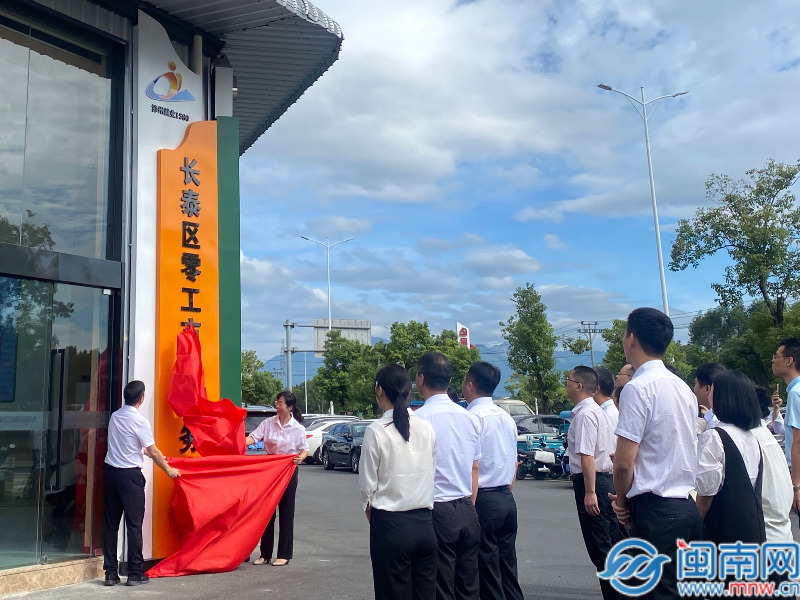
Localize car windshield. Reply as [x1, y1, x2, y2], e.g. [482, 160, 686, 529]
[245, 415, 269, 432]
[307, 420, 334, 431]
[352, 424, 369, 437]
[509, 404, 532, 416]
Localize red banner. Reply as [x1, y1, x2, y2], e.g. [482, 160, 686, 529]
[168, 326, 245, 457]
[147, 454, 296, 577]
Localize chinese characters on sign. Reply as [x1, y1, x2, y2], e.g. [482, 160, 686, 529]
[180, 157, 202, 330]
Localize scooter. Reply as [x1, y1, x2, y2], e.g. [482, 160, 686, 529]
[531, 436, 570, 480]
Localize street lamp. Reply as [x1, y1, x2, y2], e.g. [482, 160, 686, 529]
[597, 83, 688, 317]
[301, 235, 355, 331]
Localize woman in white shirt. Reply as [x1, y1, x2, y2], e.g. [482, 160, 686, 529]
[695, 370, 792, 544]
[359, 364, 437, 600]
[245, 390, 308, 566]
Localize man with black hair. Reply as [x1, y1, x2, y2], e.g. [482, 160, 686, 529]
[593, 366, 619, 431]
[415, 352, 481, 600]
[773, 338, 800, 510]
[611, 308, 702, 600]
[464, 362, 523, 600]
[103, 381, 180, 587]
[694, 362, 726, 434]
[566, 366, 619, 600]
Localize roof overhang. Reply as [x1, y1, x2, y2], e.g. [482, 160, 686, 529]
[143, 0, 343, 155]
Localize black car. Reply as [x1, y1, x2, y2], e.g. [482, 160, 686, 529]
[320, 421, 372, 473]
[244, 404, 277, 454]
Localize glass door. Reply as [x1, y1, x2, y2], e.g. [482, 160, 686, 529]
[0, 276, 115, 568]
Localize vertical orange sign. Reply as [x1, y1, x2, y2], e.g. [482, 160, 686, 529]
[154, 120, 220, 556]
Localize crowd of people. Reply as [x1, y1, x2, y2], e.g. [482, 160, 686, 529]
[102, 308, 800, 599]
[565, 308, 799, 600]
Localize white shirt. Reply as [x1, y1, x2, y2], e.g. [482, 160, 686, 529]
[696, 423, 792, 542]
[599, 399, 619, 432]
[105, 405, 155, 468]
[415, 393, 481, 502]
[249, 415, 309, 454]
[466, 397, 518, 488]
[616, 360, 697, 499]
[568, 397, 615, 474]
[766, 412, 785, 436]
[359, 409, 436, 512]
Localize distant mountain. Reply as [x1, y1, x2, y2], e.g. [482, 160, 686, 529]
[263, 339, 605, 398]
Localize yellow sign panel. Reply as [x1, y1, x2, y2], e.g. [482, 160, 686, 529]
[154, 120, 219, 556]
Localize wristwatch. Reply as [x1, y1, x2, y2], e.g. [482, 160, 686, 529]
[793, 484, 800, 491]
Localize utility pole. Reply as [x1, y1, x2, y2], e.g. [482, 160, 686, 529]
[284, 320, 293, 390]
[577, 321, 603, 367]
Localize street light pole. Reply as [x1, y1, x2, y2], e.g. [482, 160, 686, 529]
[597, 83, 688, 317]
[301, 235, 355, 331]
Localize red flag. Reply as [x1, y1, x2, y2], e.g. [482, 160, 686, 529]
[168, 326, 246, 456]
[146, 454, 296, 577]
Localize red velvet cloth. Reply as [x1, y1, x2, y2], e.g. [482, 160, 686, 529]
[147, 455, 297, 577]
[168, 326, 246, 456]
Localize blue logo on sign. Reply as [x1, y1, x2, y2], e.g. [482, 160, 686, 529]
[598, 538, 670, 596]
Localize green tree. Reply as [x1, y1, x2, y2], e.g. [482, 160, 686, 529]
[600, 320, 628, 374]
[315, 331, 382, 414]
[380, 320, 434, 369]
[241, 350, 282, 405]
[670, 159, 800, 327]
[500, 283, 560, 413]
[688, 303, 749, 356]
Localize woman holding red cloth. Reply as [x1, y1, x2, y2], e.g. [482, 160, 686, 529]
[245, 390, 308, 566]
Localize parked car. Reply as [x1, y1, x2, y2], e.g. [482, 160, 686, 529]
[305, 419, 358, 464]
[320, 421, 372, 473]
[244, 404, 277, 454]
[515, 414, 570, 435]
[493, 398, 534, 417]
[303, 414, 358, 429]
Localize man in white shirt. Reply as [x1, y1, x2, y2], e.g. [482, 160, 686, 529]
[612, 308, 702, 600]
[567, 366, 619, 600]
[415, 352, 481, 600]
[693, 363, 725, 435]
[773, 337, 800, 511]
[103, 381, 180, 587]
[464, 362, 523, 600]
[593, 366, 619, 431]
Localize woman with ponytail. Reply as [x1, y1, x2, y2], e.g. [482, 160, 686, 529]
[359, 364, 437, 600]
[245, 390, 308, 566]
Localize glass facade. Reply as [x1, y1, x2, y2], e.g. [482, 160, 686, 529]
[0, 4, 121, 570]
[0, 7, 113, 259]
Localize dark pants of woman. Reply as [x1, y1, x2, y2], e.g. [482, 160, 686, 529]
[370, 507, 437, 600]
[260, 468, 298, 560]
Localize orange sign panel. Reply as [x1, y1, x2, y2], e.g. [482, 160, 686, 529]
[154, 120, 219, 556]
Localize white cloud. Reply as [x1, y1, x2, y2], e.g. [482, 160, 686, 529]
[306, 216, 372, 237]
[464, 247, 541, 276]
[543, 234, 566, 250]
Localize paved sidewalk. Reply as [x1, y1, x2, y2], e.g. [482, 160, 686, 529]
[7, 467, 612, 599]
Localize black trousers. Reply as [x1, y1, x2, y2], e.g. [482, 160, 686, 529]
[103, 465, 146, 577]
[572, 473, 620, 600]
[474, 486, 523, 600]
[432, 497, 481, 600]
[370, 508, 438, 600]
[629, 493, 702, 600]
[260, 467, 298, 560]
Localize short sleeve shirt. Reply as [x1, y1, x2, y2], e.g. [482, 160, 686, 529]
[105, 405, 155, 468]
[615, 360, 697, 499]
[466, 397, 518, 488]
[568, 397, 615, 474]
[783, 376, 800, 466]
[250, 415, 309, 455]
[416, 394, 481, 502]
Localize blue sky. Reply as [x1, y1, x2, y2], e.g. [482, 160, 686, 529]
[237, 0, 800, 363]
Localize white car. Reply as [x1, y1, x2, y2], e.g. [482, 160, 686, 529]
[305, 419, 357, 464]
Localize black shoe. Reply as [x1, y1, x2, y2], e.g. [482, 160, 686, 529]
[126, 574, 150, 586]
[104, 573, 121, 586]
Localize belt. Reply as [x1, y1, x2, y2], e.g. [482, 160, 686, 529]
[571, 472, 612, 481]
[478, 485, 510, 493]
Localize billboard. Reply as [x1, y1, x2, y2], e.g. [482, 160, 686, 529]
[313, 319, 371, 357]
